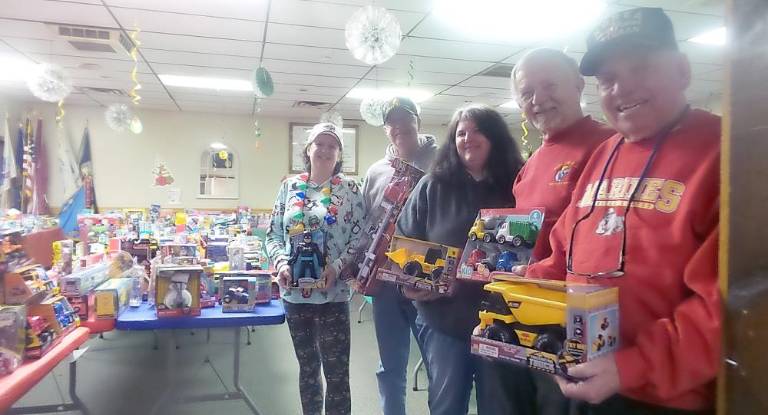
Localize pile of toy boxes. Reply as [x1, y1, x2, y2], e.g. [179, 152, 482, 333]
[364, 203, 621, 378]
[0, 229, 81, 376]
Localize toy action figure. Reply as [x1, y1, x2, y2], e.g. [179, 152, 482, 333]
[287, 231, 326, 288]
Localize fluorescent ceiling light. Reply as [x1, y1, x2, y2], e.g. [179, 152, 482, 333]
[500, 100, 520, 110]
[433, 0, 605, 42]
[347, 87, 432, 103]
[689, 27, 726, 46]
[0, 57, 34, 82]
[210, 142, 228, 150]
[159, 74, 253, 91]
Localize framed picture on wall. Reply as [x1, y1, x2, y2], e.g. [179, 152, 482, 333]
[289, 122, 359, 175]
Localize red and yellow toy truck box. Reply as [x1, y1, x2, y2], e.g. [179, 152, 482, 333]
[376, 236, 461, 295]
[471, 274, 619, 378]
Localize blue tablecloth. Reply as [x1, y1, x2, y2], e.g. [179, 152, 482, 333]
[116, 301, 285, 330]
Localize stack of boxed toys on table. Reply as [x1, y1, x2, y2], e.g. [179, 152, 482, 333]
[0, 228, 80, 376]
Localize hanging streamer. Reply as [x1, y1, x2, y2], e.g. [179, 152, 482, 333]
[408, 58, 415, 86]
[56, 99, 65, 125]
[128, 29, 142, 105]
[520, 118, 533, 160]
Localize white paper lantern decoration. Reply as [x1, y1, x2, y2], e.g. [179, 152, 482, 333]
[26, 63, 72, 103]
[320, 111, 344, 130]
[105, 104, 135, 133]
[345, 6, 402, 65]
[360, 97, 385, 127]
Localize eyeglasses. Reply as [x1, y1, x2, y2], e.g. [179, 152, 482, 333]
[566, 106, 689, 278]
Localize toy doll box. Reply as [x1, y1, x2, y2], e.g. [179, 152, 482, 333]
[458, 208, 544, 283]
[348, 158, 425, 295]
[0, 305, 26, 376]
[375, 235, 461, 295]
[471, 275, 618, 378]
[155, 265, 202, 318]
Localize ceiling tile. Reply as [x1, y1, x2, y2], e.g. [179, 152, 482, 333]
[138, 32, 261, 56]
[270, 0, 425, 32]
[380, 55, 492, 75]
[3, 0, 115, 27]
[399, 37, 518, 62]
[267, 24, 346, 49]
[105, 0, 269, 20]
[111, 8, 265, 41]
[262, 43, 363, 67]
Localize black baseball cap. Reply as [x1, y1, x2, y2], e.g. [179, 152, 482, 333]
[382, 96, 420, 124]
[580, 7, 678, 76]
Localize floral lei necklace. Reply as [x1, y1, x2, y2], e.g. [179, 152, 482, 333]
[289, 172, 342, 234]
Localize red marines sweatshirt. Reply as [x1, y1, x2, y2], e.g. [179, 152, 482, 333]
[513, 116, 614, 261]
[527, 109, 721, 410]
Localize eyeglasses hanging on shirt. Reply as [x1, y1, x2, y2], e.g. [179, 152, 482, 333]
[566, 105, 690, 278]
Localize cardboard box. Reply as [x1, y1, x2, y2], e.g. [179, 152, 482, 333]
[0, 305, 26, 375]
[65, 294, 90, 320]
[155, 265, 202, 318]
[375, 236, 461, 295]
[219, 271, 272, 309]
[471, 275, 619, 378]
[59, 262, 110, 296]
[93, 278, 132, 319]
[349, 159, 424, 296]
[458, 208, 544, 282]
[1, 264, 54, 305]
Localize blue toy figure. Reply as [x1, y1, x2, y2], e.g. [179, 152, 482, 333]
[287, 231, 326, 287]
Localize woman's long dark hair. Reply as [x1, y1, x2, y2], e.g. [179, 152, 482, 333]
[431, 104, 524, 199]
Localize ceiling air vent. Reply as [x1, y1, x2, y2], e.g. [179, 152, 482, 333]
[75, 86, 128, 96]
[479, 63, 516, 78]
[292, 101, 332, 110]
[49, 24, 132, 54]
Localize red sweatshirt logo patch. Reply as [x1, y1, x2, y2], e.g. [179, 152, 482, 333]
[552, 162, 576, 184]
[577, 177, 686, 213]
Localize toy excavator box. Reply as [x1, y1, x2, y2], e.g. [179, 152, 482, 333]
[458, 208, 544, 282]
[347, 158, 425, 295]
[376, 235, 461, 295]
[471, 274, 619, 378]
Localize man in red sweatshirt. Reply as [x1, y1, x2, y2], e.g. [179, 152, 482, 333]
[510, 48, 615, 415]
[525, 7, 721, 414]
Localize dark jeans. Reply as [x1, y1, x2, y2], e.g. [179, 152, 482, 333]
[571, 395, 715, 415]
[284, 301, 351, 415]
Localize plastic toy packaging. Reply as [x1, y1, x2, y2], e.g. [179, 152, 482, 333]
[471, 275, 619, 379]
[0, 305, 26, 376]
[349, 158, 425, 295]
[376, 236, 461, 294]
[458, 208, 544, 282]
[287, 230, 327, 289]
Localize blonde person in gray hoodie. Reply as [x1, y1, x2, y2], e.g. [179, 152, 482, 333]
[360, 97, 437, 415]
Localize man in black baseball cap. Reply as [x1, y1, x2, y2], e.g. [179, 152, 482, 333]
[524, 6, 722, 415]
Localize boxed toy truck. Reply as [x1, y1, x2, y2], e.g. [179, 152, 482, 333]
[375, 236, 461, 295]
[471, 274, 619, 378]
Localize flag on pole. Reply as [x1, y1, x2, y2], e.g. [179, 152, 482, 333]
[32, 118, 49, 215]
[78, 126, 97, 212]
[56, 123, 81, 202]
[21, 118, 34, 213]
[0, 114, 18, 210]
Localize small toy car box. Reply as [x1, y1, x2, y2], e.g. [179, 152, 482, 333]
[458, 208, 544, 282]
[0, 305, 26, 375]
[219, 270, 272, 307]
[155, 265, 202, 318]
[376, 236, 461, 294]
[59, 262, 110, 296]
[220, 276, 257, 312]
[349, 158, 425, 295]
[28, 296, 80, 335]
[94, 278, 132, 319]
[471, 275, 618, 378]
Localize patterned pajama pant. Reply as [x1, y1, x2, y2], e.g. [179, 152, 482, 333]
[284, 301, 351, 415]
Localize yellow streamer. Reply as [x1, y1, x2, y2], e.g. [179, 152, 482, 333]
[520, 118, 533, 160]
[129, 29, 142, 105]
[56, 99, 65, 125]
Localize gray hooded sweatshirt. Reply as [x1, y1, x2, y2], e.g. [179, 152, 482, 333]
[361, 134, 438, 216]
